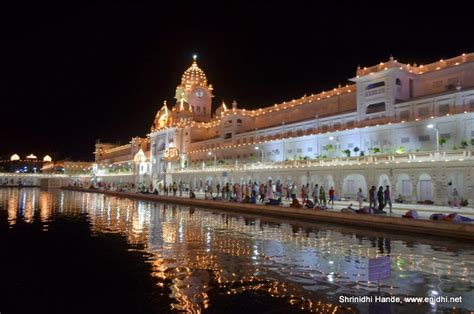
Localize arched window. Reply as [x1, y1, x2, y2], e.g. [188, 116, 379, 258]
[236, 119, 242, 124]
[158, 141, 166, 151]
[395, 78, 402, 86]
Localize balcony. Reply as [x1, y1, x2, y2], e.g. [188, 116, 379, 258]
[170, 149, 474, 174]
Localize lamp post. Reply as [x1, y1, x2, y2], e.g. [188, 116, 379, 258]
[427, 124, 439, 152]
[208, 151, 217, 166]
[254, 146, 264, 162]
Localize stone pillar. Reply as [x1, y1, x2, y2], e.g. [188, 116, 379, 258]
[411, 175, 418, 203]
[333, 172, 344, 200]
[434, 181, 444, 205]
[466, 168, 474, 207]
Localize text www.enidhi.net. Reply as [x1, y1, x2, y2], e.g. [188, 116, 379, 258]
[339, 295, 463, 304]
[402, 296, 463, 304]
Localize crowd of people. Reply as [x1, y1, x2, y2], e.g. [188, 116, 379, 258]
[1, 178, 36, 186]
[67, 179, 472, 223]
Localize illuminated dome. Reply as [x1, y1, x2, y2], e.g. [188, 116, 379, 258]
[10, 154, 20, 161]
[26, 153, 37, 159]
[181, 57, 208, 90]
[43, 155, 52, 162]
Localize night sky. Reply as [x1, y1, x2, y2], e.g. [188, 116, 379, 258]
[1, 1, 473, 161]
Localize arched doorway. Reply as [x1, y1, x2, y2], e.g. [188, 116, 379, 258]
[417, 173, 433, 201]
[377, 174, 390, 189]
[343, 174, 367, 199]
[395, 174, 412, 198]
[447, 172, 464, 198]
[323, 175, 335, 191]
[299, 175, 308, 187]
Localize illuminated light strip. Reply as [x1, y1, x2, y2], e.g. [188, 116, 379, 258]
[168, 155, 472, 174]
[357, 53, 473, 77]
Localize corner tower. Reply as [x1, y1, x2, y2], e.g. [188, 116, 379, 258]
[176, 55, 214, 122]
[350, 56, 415, 121]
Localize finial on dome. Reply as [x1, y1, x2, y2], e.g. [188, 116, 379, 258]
[193, 54, 197, 61]
[389, 54, 394, 61]
[232, 100, 237, 109]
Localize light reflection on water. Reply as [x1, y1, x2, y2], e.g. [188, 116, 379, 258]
[0, 188, 473, 313]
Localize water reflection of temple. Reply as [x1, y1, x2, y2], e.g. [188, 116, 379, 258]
[75, 193, 474, 311]
[0, 188, 473, 312]
[1, 188, 53, 226]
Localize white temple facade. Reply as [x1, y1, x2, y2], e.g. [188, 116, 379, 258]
[94, 53, 474, 204]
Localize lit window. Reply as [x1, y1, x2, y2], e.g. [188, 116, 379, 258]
[418, 135, 430, 142]
[440, 133, 450, 139]
[400, 110, 409, 120]
[438, 104, 449, 115]
[418, 107, 430, 118]
[366, 81, 385, 90]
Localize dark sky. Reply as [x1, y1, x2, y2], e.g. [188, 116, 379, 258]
[1, 1, 473, 161]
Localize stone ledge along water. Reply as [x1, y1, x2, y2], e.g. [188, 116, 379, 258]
[61, 187, 474, 241]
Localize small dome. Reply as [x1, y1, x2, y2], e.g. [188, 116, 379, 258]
[181, 59, 207, 89]
[133, 149, 147, 163]
[177, 99, 192, 113]
[43, 155, 52, 162]
[216, 101, 228, 116]
[152, 101, 170, 130]
[26, 153, 37, 159]
[10, 154, 20, 161]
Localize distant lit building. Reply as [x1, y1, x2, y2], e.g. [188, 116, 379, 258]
[41, 160, 92, 175]
[0, 153, 51, 173]
[93, 53, 474, 204]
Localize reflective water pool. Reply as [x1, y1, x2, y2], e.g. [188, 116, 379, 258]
[0, 188, 473, 313]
